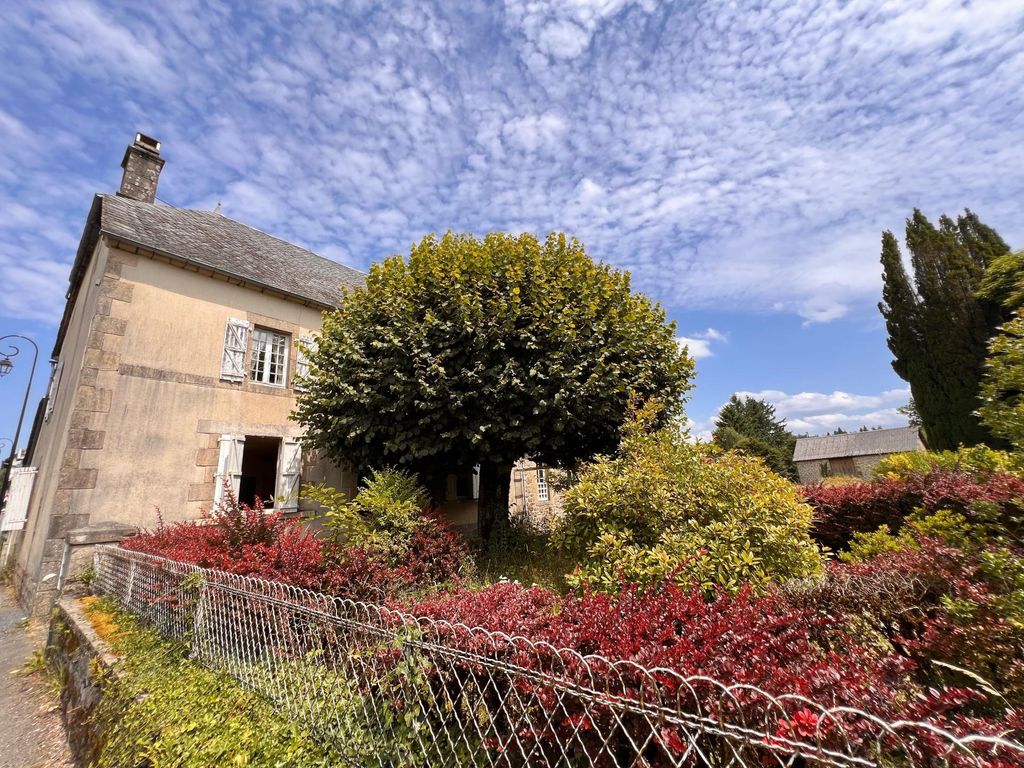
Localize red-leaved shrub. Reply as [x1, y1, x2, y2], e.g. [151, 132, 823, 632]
[122, 492, 473, 599]
[404, 579, 1023, 764]
[409, 580, 910, 712]
[802, 470, 1024, 550]
[785, 535, 1024, 713]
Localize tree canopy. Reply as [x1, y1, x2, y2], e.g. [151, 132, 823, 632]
[295, 231, 695, 539]
[978, 251, 1024, 450]
[878, 209, 1015, 450]
[712, 395, 797, 480]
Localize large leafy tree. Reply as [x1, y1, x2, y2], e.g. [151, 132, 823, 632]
[712, 395, 797, 480]
[977, 250, 1024, 449]
[977, 317, 1024, 449]
[879, 209, 1014, 449]
[296, 232, 694, 540]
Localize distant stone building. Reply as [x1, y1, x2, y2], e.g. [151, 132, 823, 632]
[509, 459, 564, 531]
[792, 426, 927, 484]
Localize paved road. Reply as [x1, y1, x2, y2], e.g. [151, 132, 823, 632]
[0, 585, 73, 768]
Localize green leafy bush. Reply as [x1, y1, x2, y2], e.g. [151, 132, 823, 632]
[840, 508, 975, 563]
[980, 313, 1024, 450]
[872, 445, 1024, 481]
[306, 468, 430, 554]
[553, 406, 823, 594]
[303, 469, 473, 598]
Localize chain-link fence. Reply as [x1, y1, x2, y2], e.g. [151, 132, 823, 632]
[93, 545, 1022, 767]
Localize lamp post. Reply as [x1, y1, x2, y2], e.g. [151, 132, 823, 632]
[0, 335, 39, 512]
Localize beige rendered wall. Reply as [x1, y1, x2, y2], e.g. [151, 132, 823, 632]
[84, 247, 357, 527]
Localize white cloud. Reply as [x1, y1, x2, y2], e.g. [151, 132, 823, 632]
[730, 387, 912, 435]
[0, 252, 72, 322]
[538, 20, 591, 59]
[678, 337, 712, 359]
[503, 113, 568, 152]
[1, 0, 1023, 329]
[677, 328, 727, 360]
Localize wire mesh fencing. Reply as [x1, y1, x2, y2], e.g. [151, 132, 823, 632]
[93, 545, 1023, 768]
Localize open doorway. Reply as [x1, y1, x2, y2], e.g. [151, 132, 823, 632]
[238, 436, 280, 508]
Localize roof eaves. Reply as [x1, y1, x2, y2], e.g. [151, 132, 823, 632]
[99, 228, 340, 311]
[52, 194, 104, 358]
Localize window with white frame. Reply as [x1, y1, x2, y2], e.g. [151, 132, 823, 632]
[249, 328, 289, 386]
[536, 468, 549, 502]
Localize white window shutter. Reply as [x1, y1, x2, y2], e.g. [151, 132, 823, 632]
[44, 361, 63, 422]
[277, 438, 301, 511]
[214, 434, 245, 504]
[293, 335, 316, 391]
[220, 318, 250, 381]
[472, 465, 480, 500]
[0, 467, 36, 531]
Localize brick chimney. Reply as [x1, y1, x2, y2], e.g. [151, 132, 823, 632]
[117, 133, 164, 203]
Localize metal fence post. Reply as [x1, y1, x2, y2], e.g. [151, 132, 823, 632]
[190, 576, 209, 663]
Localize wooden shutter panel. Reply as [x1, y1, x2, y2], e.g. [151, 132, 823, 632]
[277, 438, 301, 511]
[44, 361, 63, 422]
[0, 467, 36, 531]
[293, 335, 316, 391]
[220, 318, 250, 381]
[214, 434, 245, 505]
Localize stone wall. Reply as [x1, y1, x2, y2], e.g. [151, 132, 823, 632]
[796, 453, 889, 484]
[46, 598, 119, 767]
[509, 460, 564, 532]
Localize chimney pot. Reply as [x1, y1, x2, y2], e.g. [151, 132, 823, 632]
[118, 133, 165, 203]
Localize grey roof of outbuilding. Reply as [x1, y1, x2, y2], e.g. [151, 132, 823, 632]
[98, 194, 365, 307]
[792, 426, 925, 462]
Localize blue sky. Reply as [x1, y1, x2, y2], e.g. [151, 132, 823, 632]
[1, 0, 1023, 449]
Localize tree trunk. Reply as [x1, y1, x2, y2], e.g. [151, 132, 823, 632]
[476, 461, 512, 544]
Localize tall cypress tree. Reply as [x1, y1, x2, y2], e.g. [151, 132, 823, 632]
[878, 209, 1012, 449]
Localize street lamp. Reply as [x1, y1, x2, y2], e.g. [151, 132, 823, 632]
[0, 335, 39, 513]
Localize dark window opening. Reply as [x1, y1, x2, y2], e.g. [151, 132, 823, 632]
[239, 436, 280, 508]
[455, 470, 474, 500]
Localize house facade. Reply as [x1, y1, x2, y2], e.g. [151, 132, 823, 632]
[11, 134, 365, 611]
[792, 426, 927, 484]
[509, 459, 565, 531]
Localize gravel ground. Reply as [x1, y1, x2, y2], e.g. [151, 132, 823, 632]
[0, 585, 73, 768]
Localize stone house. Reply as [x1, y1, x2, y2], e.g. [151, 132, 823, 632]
[509, 459, 565, 531]
[792, 426, 927, 484]
[11, 134, 368, 611]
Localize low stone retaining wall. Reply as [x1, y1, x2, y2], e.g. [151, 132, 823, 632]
[46, 598, 120, 767]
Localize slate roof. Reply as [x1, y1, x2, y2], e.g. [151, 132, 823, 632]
[793, 426, 925, 462]
[98, 194, 365, 307]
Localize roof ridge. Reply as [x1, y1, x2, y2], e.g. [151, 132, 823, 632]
[798, 425, 918, 441]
